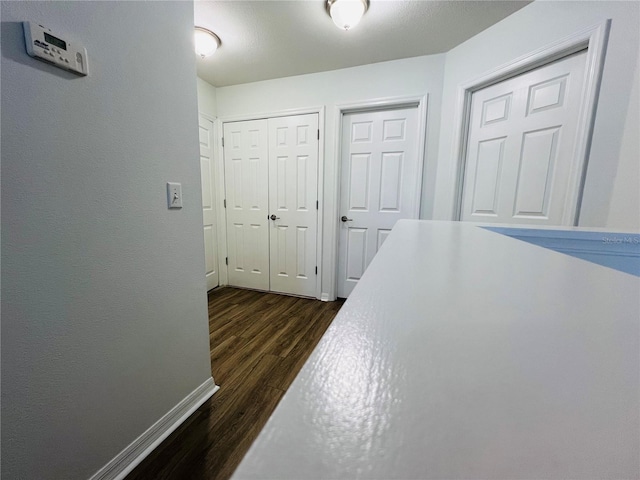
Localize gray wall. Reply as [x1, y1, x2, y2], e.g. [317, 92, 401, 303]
[197, 76, 218, 118]
[1, 2, 213, 478]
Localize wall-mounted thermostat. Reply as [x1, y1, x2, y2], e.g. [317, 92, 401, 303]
[23, 22, 89, 76]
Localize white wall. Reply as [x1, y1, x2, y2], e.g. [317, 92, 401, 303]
[0, 2, 212, 479]
[216, 55, 446, 297]
[197, 76, 218, 118]
[608, 58, 640, 230]
[433, 0, 640, 229]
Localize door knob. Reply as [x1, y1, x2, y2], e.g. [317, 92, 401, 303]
[341, 215, 353, 222]
[270, 214, 280, 221]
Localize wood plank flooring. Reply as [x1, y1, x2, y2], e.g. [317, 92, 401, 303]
[126, 287, 344, 480]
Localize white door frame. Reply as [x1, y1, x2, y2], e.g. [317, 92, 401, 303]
[330, 95, 429, 300]
[450, 20, 610, 225]
[215, 106, 326, 300]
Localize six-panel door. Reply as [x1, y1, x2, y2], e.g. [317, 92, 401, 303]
[223, 114, 319, 296]
[337, 106, 421, 298]
[461, 50, 588, 224]
[268, 114, 319, 297]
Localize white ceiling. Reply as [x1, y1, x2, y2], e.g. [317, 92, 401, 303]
[194, 0, 531, 87]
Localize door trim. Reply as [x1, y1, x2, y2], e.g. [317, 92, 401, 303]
[199, 111, 216, 123]
[450, 19, 610, 225]
[215, 107, 326, 300]
[330, 95, 429, 300]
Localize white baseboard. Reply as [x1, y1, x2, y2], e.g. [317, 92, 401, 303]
[90, 377, 219, 480]
[320, 292, 330, 302]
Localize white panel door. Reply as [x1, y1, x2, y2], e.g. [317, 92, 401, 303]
[338, 106, 421, 298]
[267, 114, 319, 297]
[223, 120, 270, 291]
[199, 115, 219, 291]
[461, 50, 588, 224]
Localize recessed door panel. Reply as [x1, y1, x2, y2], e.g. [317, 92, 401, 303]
[249, 159, 261, 210]
[383, 119, 405, 141]
[232, 223, 245, 272]
[276, 225, 288, 276]
[527, 75, 568, 115]
[201, 158, 212, 209]
[296, 227, 308, 278]
[199, 125, 209, 146]
[377, 229, 391, 250]
[248, 224, 263, 273]
[249, 129, 260, 148]
[482, 93, 512, 126]
[277, 156, 287, 210]
[204, 225, 215, 274]
[352, 122, 372, 142]
[513, 127, 560, 218]
[349, 154, 370, 211]
[346, 228, 367, 281]
[231, 131, 241, 149]
[231, 159, 243, 209]
[297, 156, 309, 210]
[204, 225, 218, 278]
[469, 137, 505, 216]
[297, 125, 309, 145]
[379, 152, 403, 212]
[277, 127, 287, 146]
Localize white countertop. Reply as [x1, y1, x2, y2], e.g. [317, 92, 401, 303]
[232, 220, 640, 479]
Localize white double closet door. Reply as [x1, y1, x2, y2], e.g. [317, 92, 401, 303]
[223, 114, 319, 297]
[461, 50, 588, 224]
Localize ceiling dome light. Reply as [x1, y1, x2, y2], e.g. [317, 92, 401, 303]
[194, 27, 220, 58]
[326, 0, 369, 31]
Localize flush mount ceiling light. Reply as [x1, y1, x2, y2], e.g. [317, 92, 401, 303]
[194, 27, 220, 58]
[326, 0, 369, 31]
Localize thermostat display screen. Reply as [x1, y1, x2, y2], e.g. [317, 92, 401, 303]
[23, 21, 88, 75]
[44, 32, 66, 50]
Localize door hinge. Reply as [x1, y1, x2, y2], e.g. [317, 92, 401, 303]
[221, 137, 224, 147]
[225, 257, 228, 266]
[315, 266, 318, 275]
[316, 200, 319, 210]
[223, 199, 226, 208]
[317, 129, 320, 140]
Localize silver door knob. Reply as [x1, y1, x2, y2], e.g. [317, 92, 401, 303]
[341, 216, 353, 222]
[270, 214, 280, 221]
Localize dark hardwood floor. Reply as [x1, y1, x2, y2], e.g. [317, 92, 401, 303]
[126, 287, 344, 480]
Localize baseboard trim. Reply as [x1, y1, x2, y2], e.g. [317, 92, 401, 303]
[320, 292, 330, 302]
[90, 377, 219, 480]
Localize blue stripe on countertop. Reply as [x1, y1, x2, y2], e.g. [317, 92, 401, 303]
[483, 227, 640, 277]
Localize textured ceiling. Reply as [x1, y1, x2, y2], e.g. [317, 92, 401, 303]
[194, 0, 531, 87]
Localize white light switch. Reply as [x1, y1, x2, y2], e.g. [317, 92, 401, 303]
[167, 182, 182, 209]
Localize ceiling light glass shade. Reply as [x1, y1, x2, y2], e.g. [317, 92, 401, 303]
[327, 0, 368, 31]
[194, 27, 220, 58]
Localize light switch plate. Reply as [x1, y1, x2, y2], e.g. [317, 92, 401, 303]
[167, 182, 182, 209]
